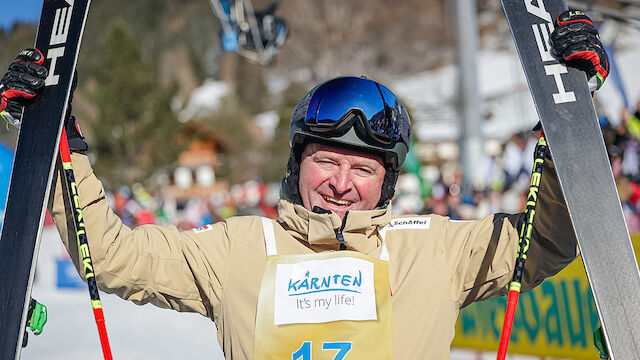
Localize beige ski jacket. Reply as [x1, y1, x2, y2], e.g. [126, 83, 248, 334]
[49, 152, 578, 359]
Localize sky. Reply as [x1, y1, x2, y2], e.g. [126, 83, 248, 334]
[1, 0, 42, 31]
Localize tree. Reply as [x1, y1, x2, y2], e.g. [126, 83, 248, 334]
[235, 57, 269, 114]
[87, 19, 183, 187]
[197, 94, 258, 184]
[260, 81, 306, 183]
[276, 0, 454, 82]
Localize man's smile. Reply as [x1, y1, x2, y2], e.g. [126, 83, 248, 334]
[321, 194, 354, 207]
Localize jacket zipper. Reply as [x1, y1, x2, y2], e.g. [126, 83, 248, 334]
[334, 211, 349, 250]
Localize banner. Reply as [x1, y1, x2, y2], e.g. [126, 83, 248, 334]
[452, 234, 640, 358]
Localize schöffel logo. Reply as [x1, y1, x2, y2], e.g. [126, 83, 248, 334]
[391, 219, 429, 227]
[387, 217, 431, 230]
[287, 270, 363, 296]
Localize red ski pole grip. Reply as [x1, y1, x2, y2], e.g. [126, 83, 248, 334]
[92, 307, 113, 360]
[497, 289, 520, 360]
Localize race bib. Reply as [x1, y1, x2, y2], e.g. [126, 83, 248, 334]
[273, 257, 377, 325]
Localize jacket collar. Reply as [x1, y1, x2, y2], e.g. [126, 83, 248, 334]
[277, 199, 392, 254]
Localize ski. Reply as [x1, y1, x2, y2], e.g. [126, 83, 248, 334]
[0, 1, 91, 359]
[501, 0, 640, 358]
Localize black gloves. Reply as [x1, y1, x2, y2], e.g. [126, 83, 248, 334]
[550, 10, 609, 92]
[0, 48, 47, 128]
[0, 48, 87, 151]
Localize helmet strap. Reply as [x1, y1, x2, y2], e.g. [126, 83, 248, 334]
[378, 164, 398, 207]
[281, 149, 303, 205]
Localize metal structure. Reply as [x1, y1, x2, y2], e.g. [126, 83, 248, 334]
[455, 0, 484, 192]
[209, 0, 288, 65]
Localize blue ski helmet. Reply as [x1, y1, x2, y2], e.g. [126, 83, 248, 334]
[283, 76, 412, 207]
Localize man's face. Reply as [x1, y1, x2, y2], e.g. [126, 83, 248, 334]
[298, 143, 386, 220]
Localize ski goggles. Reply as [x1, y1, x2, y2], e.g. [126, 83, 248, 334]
[303, 77, 405, 147]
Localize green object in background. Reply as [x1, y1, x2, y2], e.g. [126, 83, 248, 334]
[22, 298, 47, 348]
[403, 138, 431, 199]
[27, 298, 47, 335]
[626, 115, 640, 140]
[593, 322, 610, 359]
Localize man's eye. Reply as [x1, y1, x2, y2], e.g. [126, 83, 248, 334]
[355, 167, 374, 175]
[318, 159, 336, 166]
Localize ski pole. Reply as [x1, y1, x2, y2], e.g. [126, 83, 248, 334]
[496, 131, 547, 360]
[59, 127, 113, 360]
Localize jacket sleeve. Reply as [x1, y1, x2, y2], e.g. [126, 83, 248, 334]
[48, 152, 230, 320]
[447, 150, 579, 308]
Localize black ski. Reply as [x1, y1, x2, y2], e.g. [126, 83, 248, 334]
[0, 1, 91, 359]
[501, 0, 640, 358]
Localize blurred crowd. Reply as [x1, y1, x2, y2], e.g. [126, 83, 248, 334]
[108, 100, 640, 232]
[602, 100, 640, 232]
[107, 179, 281, 231]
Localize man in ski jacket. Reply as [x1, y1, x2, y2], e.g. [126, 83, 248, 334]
[0, 11, 609, 359]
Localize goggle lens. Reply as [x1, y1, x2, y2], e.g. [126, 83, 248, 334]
[303, 77, 402, 145]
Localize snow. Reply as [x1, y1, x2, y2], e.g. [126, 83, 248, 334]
[178, 80, 230, 123]
[392, 25, 640, 142]
[392, 51, 538, 143]
[254, 110, 279, 140]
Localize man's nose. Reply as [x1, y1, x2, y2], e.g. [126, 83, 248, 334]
[329, 165, 352, 194]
